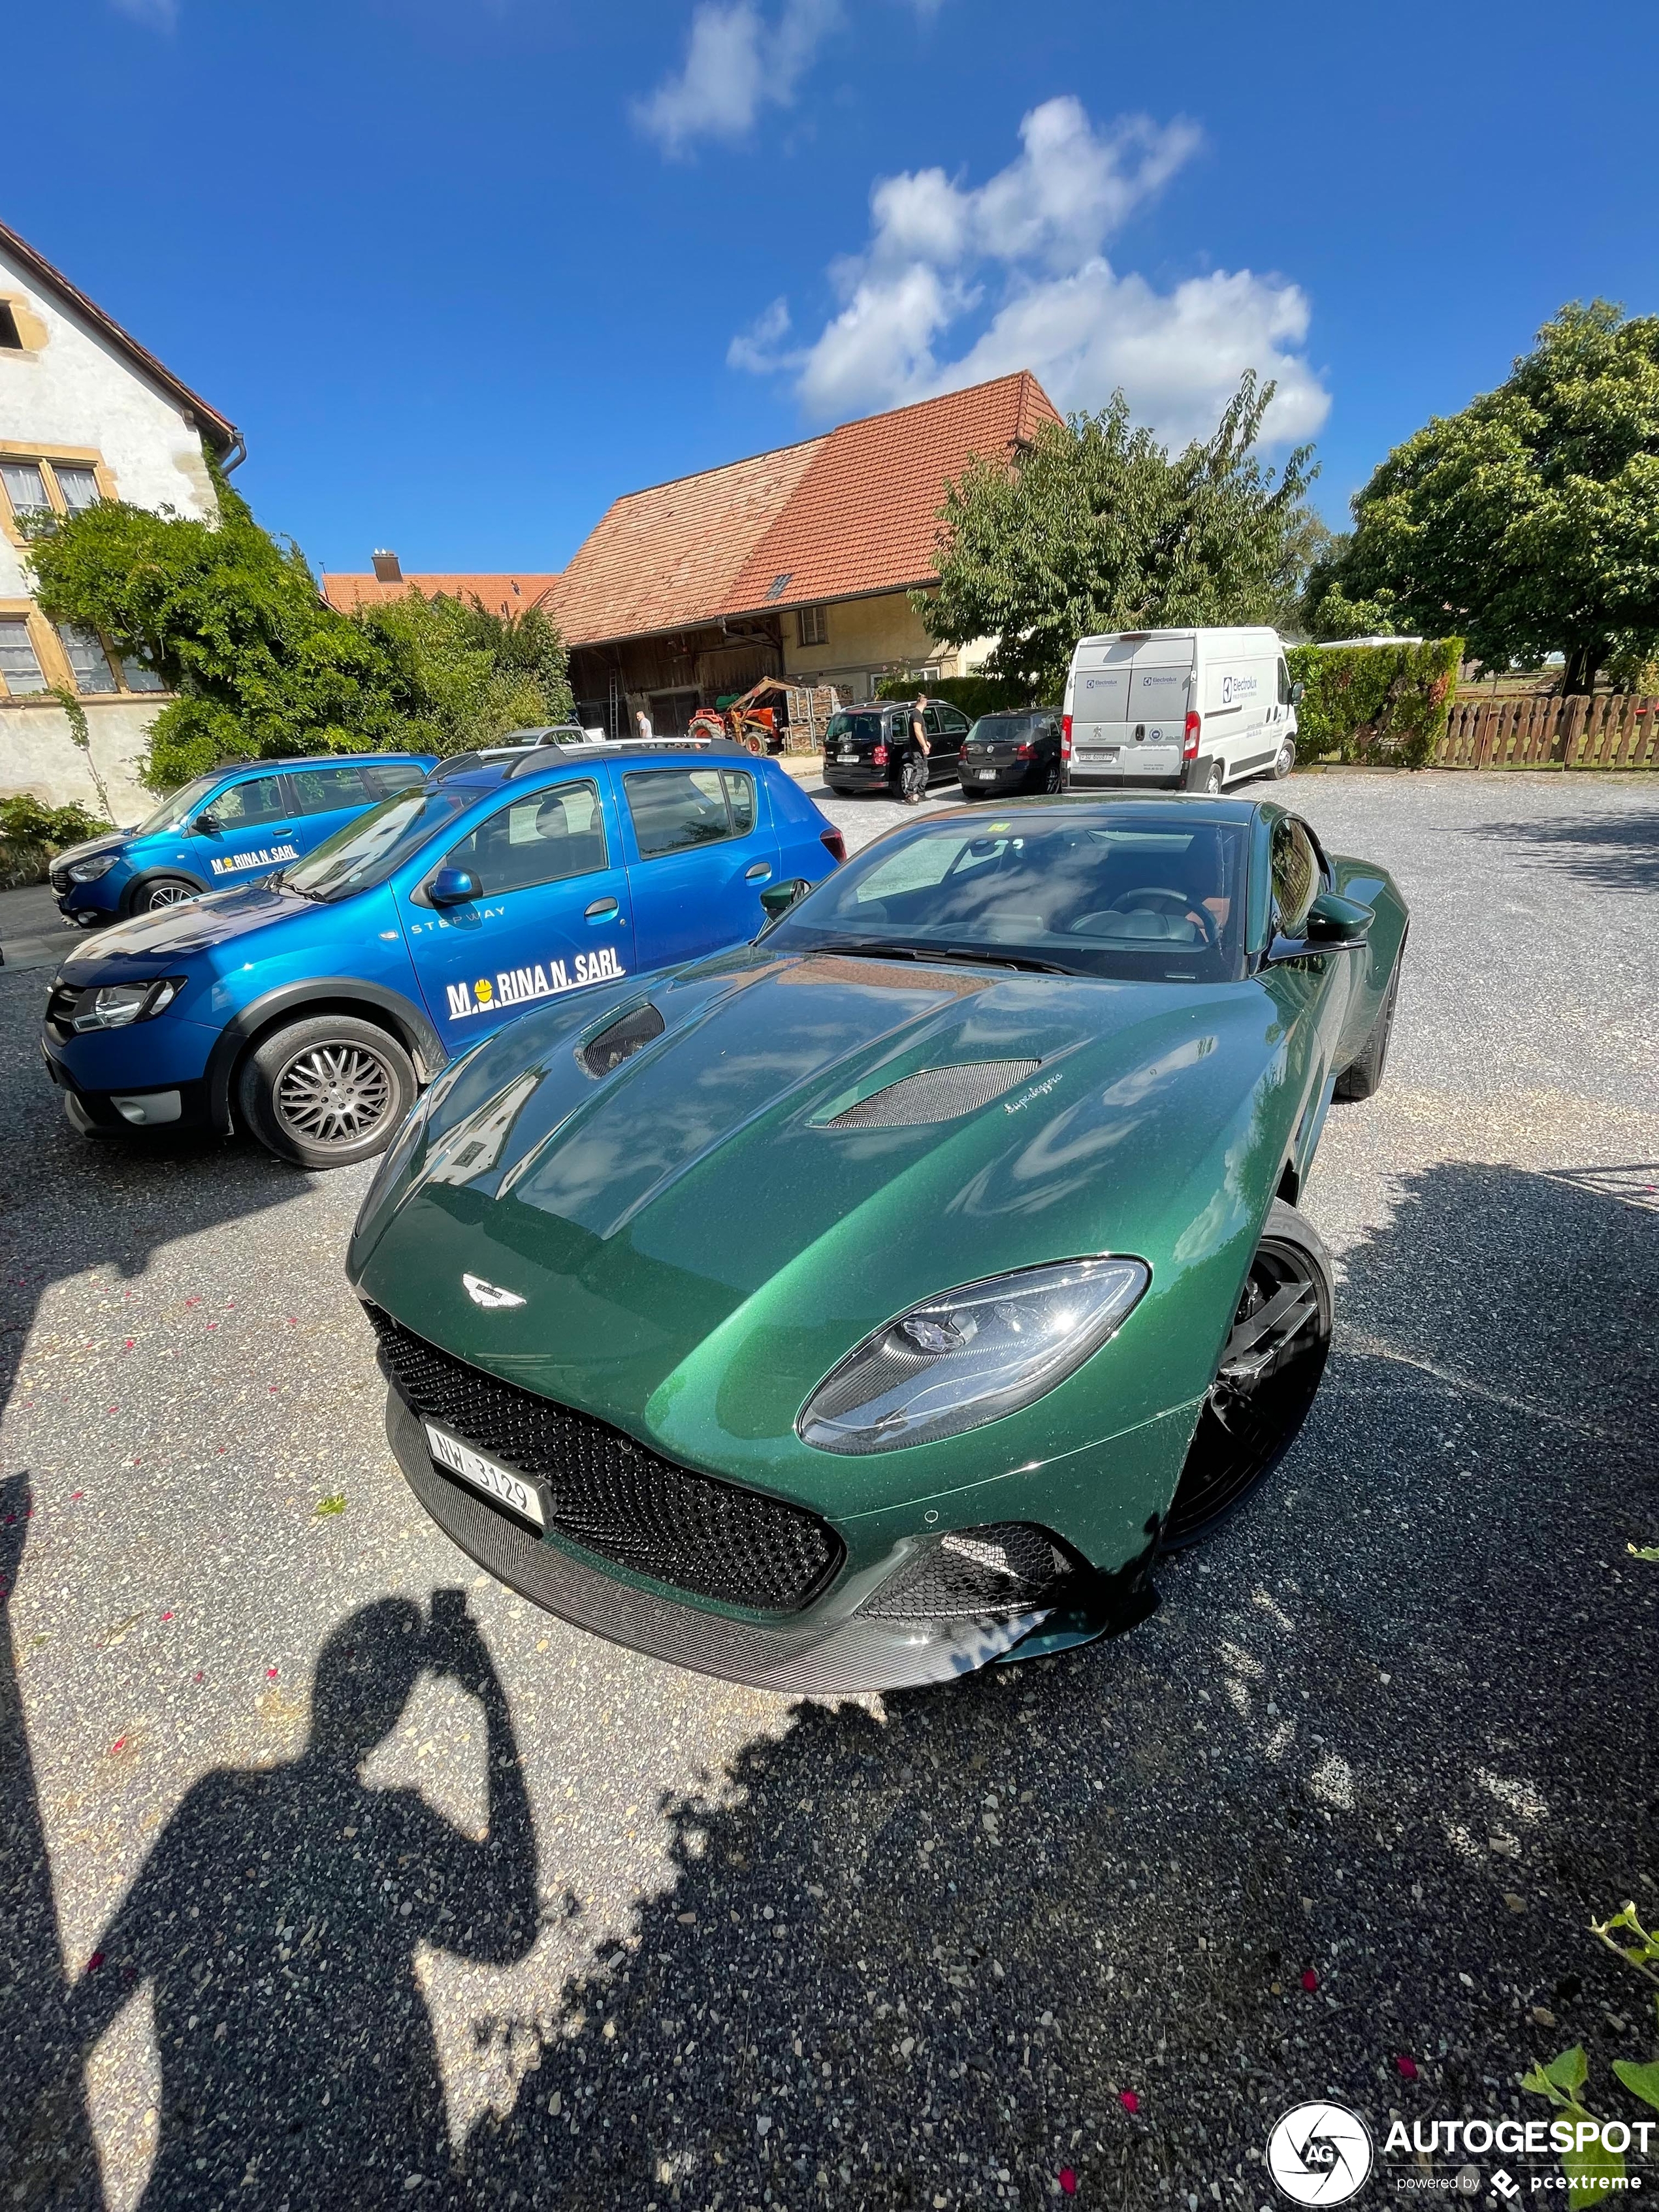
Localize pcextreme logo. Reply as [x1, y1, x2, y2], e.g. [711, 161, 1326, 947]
[445, 946, 626, 1021]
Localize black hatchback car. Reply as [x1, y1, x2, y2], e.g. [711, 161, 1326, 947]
[822, 699, 972, 796]
[957, 709, 1068, 799]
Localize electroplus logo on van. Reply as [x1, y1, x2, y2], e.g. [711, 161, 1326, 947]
[1221, 673, 1261, 705]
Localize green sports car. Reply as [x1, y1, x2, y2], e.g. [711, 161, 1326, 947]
[348, 795, 1407, 1693]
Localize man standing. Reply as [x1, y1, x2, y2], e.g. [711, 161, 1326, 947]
[899, 691, 931, 804]
[636, 706, 652, 741]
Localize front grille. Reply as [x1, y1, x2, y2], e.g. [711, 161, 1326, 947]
[365, 1306, 841, 1613]
[860, 1522, 1074, 1620]
[44, 983, 85, 1042]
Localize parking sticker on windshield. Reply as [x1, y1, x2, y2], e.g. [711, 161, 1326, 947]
[445, 946, 626, 1022]
[209, 842, 298, 878]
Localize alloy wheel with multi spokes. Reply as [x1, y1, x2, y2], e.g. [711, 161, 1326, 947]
[137, 876, 197, 912]
[274, 1042, 396, 1149]
[236, 1012, 418, 1169]
[1161, 1201, 1333, 1549]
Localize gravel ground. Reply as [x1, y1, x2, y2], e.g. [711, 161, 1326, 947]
[3, 769, 1656, 2212]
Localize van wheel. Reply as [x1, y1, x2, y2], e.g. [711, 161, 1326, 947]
[236, 1014, 417, 1169]
[1204, 762, 1226, 795]
[129, 875, 198, 914]
[1271, 739, 1296, 781]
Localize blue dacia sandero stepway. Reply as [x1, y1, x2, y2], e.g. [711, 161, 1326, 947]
[40, 735, 846, 1168]
[47, 751, 439, 923]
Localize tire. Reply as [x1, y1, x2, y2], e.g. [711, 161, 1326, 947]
[1331, 940, 1404, 1103]
[236, 1014, 417, 1169]
[1204, 761, 1226, 795]
[1040, 760, 1063, 794]
[1161, 1199, 1334, 1549]
[1271, 737, 1296, 781]
[128, 874, 199, 915]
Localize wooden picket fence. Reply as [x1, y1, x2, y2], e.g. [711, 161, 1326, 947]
[1436, 692, 1659, 770]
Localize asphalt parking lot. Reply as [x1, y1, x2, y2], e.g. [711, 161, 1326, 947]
[3, 769, 1657, 2212]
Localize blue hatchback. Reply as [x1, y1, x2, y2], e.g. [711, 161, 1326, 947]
[40, 737, 845, 1167]
[48, 752, 439, 923]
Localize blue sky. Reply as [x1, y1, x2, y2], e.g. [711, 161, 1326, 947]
[10, 0, 1656, 577]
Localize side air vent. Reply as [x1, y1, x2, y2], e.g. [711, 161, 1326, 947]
[579, 1002, 666, 1079]
[822, 1059, 1040, 1130]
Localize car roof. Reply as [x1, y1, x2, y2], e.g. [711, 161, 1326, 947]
[427, 736, 752, 792]
[212, 750, 432, 772]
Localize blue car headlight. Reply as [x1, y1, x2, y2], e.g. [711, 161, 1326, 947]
[797, 1256, 1151, 1454]
[67, 853, 120, 882]
[67, 976, 186, 1031]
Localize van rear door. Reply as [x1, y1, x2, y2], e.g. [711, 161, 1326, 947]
[1069, 647, 1135, 783]
[1125, 649, 1191, 784]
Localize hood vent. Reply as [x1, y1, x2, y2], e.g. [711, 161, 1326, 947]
[579, 1001, 666, 1079]
[822, 1059, 1040, 1130]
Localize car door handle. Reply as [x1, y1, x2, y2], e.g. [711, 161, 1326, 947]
[585, 897, 621, 922]
[744, 862, 772, 881]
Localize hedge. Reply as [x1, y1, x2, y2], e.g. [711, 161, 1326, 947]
[874, 673, 1049, 719]
[1285, 637, 1463, 769]
[0, 794, 112, 891]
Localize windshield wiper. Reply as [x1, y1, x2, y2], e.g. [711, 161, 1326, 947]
[811, 937, 1072, 976]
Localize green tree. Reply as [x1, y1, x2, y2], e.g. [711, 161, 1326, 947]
[25, 464, 573, 787]
[920, 372, 1319, 700]
[1328, 302, 1659, 694]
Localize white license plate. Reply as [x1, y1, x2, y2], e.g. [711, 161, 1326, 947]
[1078, 746, 1119, 763]
[975, 769, 999, 781]
[425, 1423, 545, 1530]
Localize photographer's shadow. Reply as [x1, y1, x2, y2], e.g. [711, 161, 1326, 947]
[71, 1595, 537, 2209]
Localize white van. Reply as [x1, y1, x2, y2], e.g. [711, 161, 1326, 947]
[1063, 627, 1300, 793]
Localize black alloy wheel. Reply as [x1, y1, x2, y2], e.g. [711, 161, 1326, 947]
[1161, 1200, 1333, 1549]
[1041, 758, 1063, 793]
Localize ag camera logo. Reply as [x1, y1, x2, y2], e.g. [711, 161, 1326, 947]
[1266, 2102, 1374, 2204]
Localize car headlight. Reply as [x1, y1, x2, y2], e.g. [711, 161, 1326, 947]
[67, 853, 120, 882]
[797, 1255, 1151, 1455]
[69, 977, 186, 1031]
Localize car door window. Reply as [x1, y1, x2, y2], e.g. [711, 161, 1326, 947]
[362, 761, 427, 801]
[941, 707, 970, 737]
[212, 775, 291, 826]
[1270, 817, 1319, 934]
[624, 768, 747, 858]
[443, 779, 607, 895]
[1278, 658, 1294, 707]
[289, 765, 372, 816]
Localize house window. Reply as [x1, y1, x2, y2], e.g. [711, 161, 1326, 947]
[0, 304, 21, 349]
[0, 461, 50, 520]
[120, 654, 167, 693]
[55, 466, 101, 513]
[797, 604, 828, 648]
[57, 624, 118, 694]
[0, 616, 48, 697]
[0, 454, 107, 528]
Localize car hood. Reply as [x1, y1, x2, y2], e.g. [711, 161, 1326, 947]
[351, 946, 1298, 1459]
[53, 880, 317, 980]
[50, 829, 132, 872]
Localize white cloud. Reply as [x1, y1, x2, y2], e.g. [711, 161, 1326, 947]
[634, 0, 839, 157]
[110, 0, 178, 25]
[733, 94, 1329, 449]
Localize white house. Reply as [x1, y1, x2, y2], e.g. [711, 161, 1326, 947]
[0, 218, 240, 818]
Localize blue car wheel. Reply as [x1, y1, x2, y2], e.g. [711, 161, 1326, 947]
[235, 1013, 418, 1170]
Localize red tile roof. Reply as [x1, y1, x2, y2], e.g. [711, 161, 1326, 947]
[558, 371, 1059, 649]
[321, 572, 564, 618]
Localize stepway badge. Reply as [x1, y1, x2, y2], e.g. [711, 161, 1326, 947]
[209, 841, 298, 877]
[445, 946, 626, 1021]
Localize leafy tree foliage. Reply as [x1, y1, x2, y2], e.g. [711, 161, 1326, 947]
[25, 469, 572, 787]
[920, 374, 1318, 699]
[1315, 302, 1659, 692]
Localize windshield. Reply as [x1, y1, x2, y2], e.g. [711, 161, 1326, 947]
[764, 810, 1250, 984]
[967, 714, 1051, 745]
[825, 713, 888, 743]
[283, 786, 473, 901]
[131, 773, 225, 836]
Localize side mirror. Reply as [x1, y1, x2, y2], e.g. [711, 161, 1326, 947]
[1303, 891, 1373, 945]
[1289, 681, 1305, 705]
[759, 877, 809, 922]
[190, 811, 220, 837]
[430, 866, 481, 907]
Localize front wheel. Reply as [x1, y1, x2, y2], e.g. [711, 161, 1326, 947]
[129, 875, 198, 915]
[1161, 1200, 1333, 1549]
[1271, 737, 1296, 781]
[236, 1014, 417, 1169]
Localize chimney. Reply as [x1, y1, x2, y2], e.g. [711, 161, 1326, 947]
[372, 549, 403, 583]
